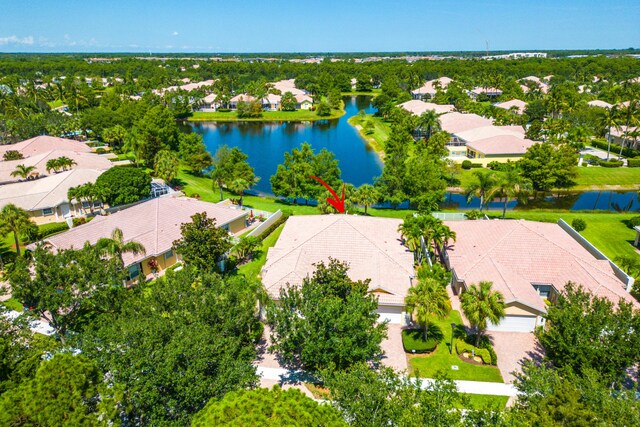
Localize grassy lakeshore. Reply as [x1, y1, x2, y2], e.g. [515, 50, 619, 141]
[348, 114, 391, 155]
[188, 108, 345, 122]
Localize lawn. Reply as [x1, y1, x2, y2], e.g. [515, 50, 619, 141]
[408, 310, 504, 383]
[1, 297, 23, 312]
[341, 89, 381, 97]
[237, 223, 285, 280]
[348, 114, 391, 155]
[188, 108, 345, 122]
[456, 166, 640, 191]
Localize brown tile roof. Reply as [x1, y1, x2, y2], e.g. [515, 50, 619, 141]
[439, 112, 494, 134]
[261, 215, 415, 306]
[0, 136, 92, 157]
[465, 135, 535, 156]
[411, 77, 453, 95]
[41, 195, 247, 267]
[445, 220, 637, 313]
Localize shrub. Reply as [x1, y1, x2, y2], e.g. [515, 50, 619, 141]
[599, 159, 623, 168]
[72, 217, 89, 227]
[627, 158, 640, 168]
[461, 160, 472, 170]
[95, 167, 151, 206]
[216, 108, 231, 112]
[469, 162, 483, 168]
[572, 218, 587, 232]
[590, 139, 637, 158]
[629, 216, 640, 227]
[95, 147, 107, 154]
[465, 209, 483, 220]
[455, 341, 492, 365]
[37, 222, 70, 239]
[3, 150, 23, 161]
[402, 329, 439, 353]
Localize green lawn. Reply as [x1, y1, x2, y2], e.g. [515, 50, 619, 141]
[348, 114, 391, 155]
[456, 166, 640, 191]
[460, 393, 510, 410]
[408, 310, 504, 383]
[188, 108, 345, 122]
[341, 89, 381, 97]
[1, 297, 23, 312]
[47, 99, 65, 109]
[237, 223, 285, 280]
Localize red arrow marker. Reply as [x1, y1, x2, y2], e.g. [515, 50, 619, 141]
[309, 176, 345, 213]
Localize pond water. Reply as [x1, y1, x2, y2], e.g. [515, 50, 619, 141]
[183, 97, 638, 213]
[183, 96, 382, 194]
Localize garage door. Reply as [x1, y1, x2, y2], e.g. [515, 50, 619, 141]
[377, 306, 404, 324]
[487, 315, 537, 332]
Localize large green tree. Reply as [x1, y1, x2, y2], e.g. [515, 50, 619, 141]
[210, 145, 258, 201]
[153, 149, 180, 183]
[536, 283, 640, 384]
[267, 259, 386, 372]
[94, 166, 151, 206]
[172, 212, 233, 273]
[135, 105, 180, 168]
[464, 169, 497, 212]
[0, 204, 36, 256]
[76, 268, 261, 426]
[352, 184, 380, 214]
[519, 143, 578, 192]
[179, 132, 212, 174]
[192, 386, 347, 427]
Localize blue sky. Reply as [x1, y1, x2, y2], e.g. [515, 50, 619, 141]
[1, 0, 638, 53]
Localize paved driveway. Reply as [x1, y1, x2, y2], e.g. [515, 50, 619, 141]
[488, 331, 542, 383]
[380, 323, 408, 372]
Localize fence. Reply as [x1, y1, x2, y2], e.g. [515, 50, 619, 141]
[431, 212, 468, 221]
[248, 210, 283, 238]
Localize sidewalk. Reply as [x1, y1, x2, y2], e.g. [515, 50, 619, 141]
[257, 366, 518, 397]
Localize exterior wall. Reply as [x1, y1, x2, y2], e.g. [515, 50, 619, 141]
[125, 250, 180, 286]
[227, 216, 248, 233]
[377, 305, 406, 325]
[449, 155, 525, 166]
[505, 301, 542, 317]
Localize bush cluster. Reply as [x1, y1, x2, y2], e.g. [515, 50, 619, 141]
[37, 222, 70, 239]
[572, 218, 587, 232]
[590, 139, 636, 158]
[401, 329, 439, 353]
[627, 158, 640, 168]
[461, 160, 484, 170]
[455, 341, 493, 365]
[598, 158, 623, 168]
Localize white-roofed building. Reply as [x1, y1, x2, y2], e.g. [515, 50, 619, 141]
[261, 215, 415, 324]
[587, 100, 613, 109]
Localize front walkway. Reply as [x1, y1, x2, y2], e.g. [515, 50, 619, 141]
[380, 323, 408, 371]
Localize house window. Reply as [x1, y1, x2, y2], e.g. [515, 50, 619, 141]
[128, 263, 141, 280]
[164, 250, 174, 260]
[93, 200, 102, 208]
[532, 283, 553, 299]
[81, 201, 91, 209]
[42, 208, 53, 216]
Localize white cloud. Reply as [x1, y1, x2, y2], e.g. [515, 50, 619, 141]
[0, 35, 34, 46]
[172, 31, 179, 36]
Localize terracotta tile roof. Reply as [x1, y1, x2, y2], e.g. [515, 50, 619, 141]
[230, 93, 256, 103]
[0, 136, 92, 157]
[398, 100, 454, 115]
[465, 135, 535, 156]
[0, 149, 112, 184]
[445, 220, 638, 313]
[0, 169, 104, 211]
[520, 76, 541, 83]
[494, 99, 528, 115]
[261, 215, 415, 306]
[455, 125, 525, 143]
[439, 112, 494, 134]
[41, 195, 247, 267]
[271, 79, 306, 97]
[411, 77, 453, 95]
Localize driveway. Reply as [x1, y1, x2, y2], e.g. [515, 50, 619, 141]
[488, 331, 542, 383]
[380, 323, 408, 372]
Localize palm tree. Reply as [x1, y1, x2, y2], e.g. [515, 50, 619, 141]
[228, 177, 250, 206]
[405, 273, 451, 341]
[353, 184, 380, 215]
[57, 156, 77, 171]
[0, 204, 36, 256]
[397, 219, 424, 263]
[417, 110, 442, 140]
[10, 164, 36, 180]
[460, 281, 506, 347]
[464, 170, 497, 213]
[619, 101, 639, 157]
[600, 106, 621, 160]
[431, 222, 456, 260]
[489, 169, 533, 219]
[96, 227, 146, 272]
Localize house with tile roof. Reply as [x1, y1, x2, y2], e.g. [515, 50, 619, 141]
[398, 100, 455, 116]
[411, 77, 453, 100]
[0, 169, 105, 224]
[37, 194, 249, 284]
[494, 99, 528, 115]
[443, 219, 637, 332]
[0, 135, 92, 158]
[261, 215, 415, 324]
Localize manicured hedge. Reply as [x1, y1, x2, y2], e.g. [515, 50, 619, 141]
[455, 341, 492, 365]
[37, 221, 70, 239]
[402, 329, 439, 353]
[627, 158, 640, 168]
[590, 139, 637, 158]
[598, 159, 623, 168]
[256, 210, 291, 242]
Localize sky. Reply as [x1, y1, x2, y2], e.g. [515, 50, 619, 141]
[1, 0, 639, 53]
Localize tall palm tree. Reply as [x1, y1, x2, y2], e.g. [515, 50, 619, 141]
[417, 110, 442, 140]
[353, 184, 380, 215]
[431, 221, 456, 260]
[57, 156, 77, 171]
[600, 105, 621, 160]
[0, 204, 35, 256]
[464, 170, 497, 213]
[619, 101, 639, 157]
[397, 219, 424, 263]
[405, 274, 451, 341]
[228, 177, 250, 207]
[460, 281, 506, 347]
[10, 164, 36, 180]
[96, 228, 146, 272]
[488, 169, 533, 219]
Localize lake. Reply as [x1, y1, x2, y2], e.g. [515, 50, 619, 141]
[184, 97, 639, 213]
[184, 96, 382, 194]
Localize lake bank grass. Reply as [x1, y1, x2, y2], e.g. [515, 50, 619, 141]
[188, 108, 345, 122]
[348, 114, 391, 155]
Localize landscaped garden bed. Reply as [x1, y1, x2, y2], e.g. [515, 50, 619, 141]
[402, 328, 440, 354]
